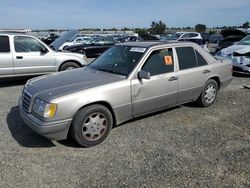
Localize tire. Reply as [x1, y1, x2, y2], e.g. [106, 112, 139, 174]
[62, 46, 68, 50]
[195, 79, 218, 107]
[59, 62, 80, 71]
[70, 104, 113, 147]
[79, 49, 86, 55]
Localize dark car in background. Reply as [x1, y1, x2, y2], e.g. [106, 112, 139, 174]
[216, 28, 248, 52]
[64, 37, 116, 58]
[41, 33, 60, 45]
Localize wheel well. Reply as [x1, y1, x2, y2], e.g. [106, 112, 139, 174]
[59, 60, 82, 71]
[210, 76, 220, 90]
[75, 101, 117, 126]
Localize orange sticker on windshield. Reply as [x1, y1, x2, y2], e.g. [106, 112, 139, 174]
[164, 56, 173, 65]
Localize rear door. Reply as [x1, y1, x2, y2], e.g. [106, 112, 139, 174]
[13, 36, 56, 75]
[0, 35, 14, 76]
[175, 46, 211, 103]
[131, 48, 178, 116]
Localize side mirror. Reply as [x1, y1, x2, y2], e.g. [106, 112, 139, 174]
[138, 70, 151, 80]
[40, 48, 48, 54]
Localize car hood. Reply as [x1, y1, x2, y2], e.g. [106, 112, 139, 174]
[65, 43, 91, 49]
[52, 51, 84, 58]
[221, 28, 247, 38]
[25, 67, 125, 101]
[50, 30, 79, 50]
[220, 45, 250, 55]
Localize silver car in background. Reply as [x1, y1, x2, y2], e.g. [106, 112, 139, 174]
[0, 33, 88, 78]
[19, 41, 233, 147]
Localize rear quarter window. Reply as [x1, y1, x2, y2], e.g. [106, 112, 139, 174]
[0, 36, 10, 52]
[195, 50, 208, 66]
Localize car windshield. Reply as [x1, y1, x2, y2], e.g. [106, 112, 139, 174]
[89, 45, 146, 76]
[238, 35, 250, 45]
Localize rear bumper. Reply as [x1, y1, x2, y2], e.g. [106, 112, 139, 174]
[19, 105, 72, 140]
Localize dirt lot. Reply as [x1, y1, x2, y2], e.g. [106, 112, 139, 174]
[0, 75, 249, 188]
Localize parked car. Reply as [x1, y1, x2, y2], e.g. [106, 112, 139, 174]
[215, 35, 250, 75]
[177, 32, 208, 50]
[0, 33, 88, 78]
[216, 28, 248, 52]
[19, 41, 233, 147]
[177, 32, 203, 40]
[59, 36, 93, 50]
[64, 37, 116, 58]
[41, 33, 60, 45]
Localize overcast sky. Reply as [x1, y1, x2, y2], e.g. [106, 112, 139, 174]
[0, 0, 250, 29]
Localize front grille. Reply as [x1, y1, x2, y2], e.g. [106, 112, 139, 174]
[22, 90, 32, 113]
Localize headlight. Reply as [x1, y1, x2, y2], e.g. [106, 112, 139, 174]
[32, 98, 57, 118]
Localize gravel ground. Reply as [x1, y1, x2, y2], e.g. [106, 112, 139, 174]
[0, 75, 249, 188]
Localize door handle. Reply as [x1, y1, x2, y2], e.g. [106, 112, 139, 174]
[203, 69, 211, 74]
[16, 56, 23, 59]
[168, 76, 178, 81]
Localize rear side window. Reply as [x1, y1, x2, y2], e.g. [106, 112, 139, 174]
[142, 48, 174, 76]
[195, 50, 208, 66]
[189, 33, 198, 37]
[0, 36, 10, 52]
[176, 47, 197, 70]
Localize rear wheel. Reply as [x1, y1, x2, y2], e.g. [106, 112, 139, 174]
[195, 79, 218, 107]
[59, 62, 80, 71]
[70, 105, 113, 147]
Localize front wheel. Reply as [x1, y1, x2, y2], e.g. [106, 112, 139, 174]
[70, 105, 113, 147]
[195, 79, 218, 107]
[59, 62, 80, 71]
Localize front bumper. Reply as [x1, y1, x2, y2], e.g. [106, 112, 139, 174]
[232, 66, 250, 75]
[19, 104, 72, 141]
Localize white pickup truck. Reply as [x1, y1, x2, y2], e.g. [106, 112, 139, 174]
[0, 33, 88, 78]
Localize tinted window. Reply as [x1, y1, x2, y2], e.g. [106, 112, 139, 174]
[0, 36, 10, 52]
[176, 47, 197, 70]
[142, 48, 174, 76]
[14, 36, 46, 52]
[189, 33, 198, 37]
[195, 50, 208, 66]
[180, 33, 189, 38]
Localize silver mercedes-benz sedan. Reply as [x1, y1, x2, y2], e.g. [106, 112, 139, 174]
[19, 41, 233, 147]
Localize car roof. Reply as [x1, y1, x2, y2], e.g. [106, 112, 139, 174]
[116, 41, 194, 48]
[0, 33, 30, 37]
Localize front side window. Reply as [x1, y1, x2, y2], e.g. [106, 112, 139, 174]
[180, 33, 189, 38]
[89, 45, 145, 76]
[14, 36, 46, 52]
[142, 48, 174, 76]
[0, 36, 10, 52]
[176, 47, 197, 70]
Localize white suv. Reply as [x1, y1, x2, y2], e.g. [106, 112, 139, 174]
[0, 33, 88, 78]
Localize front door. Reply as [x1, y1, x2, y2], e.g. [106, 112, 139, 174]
[13, 36, 56, 74]
[131, 48, 178, 117]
